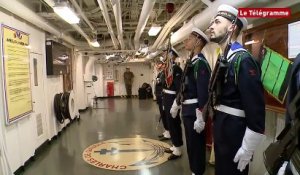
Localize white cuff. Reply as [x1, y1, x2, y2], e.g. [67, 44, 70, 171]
[242, 127, 265, 152]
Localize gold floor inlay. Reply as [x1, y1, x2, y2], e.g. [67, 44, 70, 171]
[82, 137, 170, 171]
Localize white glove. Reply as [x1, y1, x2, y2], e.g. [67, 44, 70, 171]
[233, 127, 265, 172]
[277, 161, 288, 175]
[193, 108, 205, 133]
[170, 100, 181, 118]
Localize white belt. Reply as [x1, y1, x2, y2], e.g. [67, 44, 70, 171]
[163, 89, 176, 95]
[182, 99, 198, 104]
[214, 104, 245, 118]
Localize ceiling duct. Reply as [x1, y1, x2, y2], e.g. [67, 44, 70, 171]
[96, 0, 119, 49]
[111, 0, 125, 50]
[134, 0, 156, 50]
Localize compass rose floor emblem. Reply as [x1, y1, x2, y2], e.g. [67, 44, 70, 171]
[82, 137, 171, 171]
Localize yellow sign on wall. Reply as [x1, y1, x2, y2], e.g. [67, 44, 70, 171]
[1, 24, 32, 124]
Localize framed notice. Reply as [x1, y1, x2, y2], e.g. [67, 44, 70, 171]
[104, 65, 114, 80]
[1, 24, 33, 124]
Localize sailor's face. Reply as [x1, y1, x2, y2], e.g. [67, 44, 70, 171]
[184, 34, 198, 51]
[209, 16, 231, 43]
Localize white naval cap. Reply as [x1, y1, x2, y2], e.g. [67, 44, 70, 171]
[191, 27, 209, 43]
[216, 4, 248, 30]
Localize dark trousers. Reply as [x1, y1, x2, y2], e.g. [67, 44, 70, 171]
[163, 94, 183, 147]
[213, 111, 248, 175]
[125, 83, 132, 96]
[285, 162, 293, 175]
[157, 97, 168, 131]
[183, 115, 206, 175]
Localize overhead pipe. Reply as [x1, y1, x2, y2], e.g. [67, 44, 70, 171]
[74, 39, 120, 51]
[77, 50, 136, 53]
[126, 34, 134, 50]
[71, 25, 94, 46]
[150, 0, 194, 51]
[96, 0, 119, 49]
[43, 0, 55, 7]
[134, 0, 156, 50]
[145, 50, 161, 60]
[70, 0, 96, 32]
[154, 0, 200, 50]
[111, 0, 125, 49]
[0, 0, 80, 45]
[201, 0, 212, 6]
[170, 0, 254, 45]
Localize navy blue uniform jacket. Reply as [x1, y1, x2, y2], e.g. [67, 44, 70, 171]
[216, 42, 265, 134]
[182, 53, 211, 117]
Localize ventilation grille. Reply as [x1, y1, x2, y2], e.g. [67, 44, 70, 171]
[36, 113, 43, 136]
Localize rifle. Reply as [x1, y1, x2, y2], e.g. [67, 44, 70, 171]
[263, 91, 300, 175]
[202, 16, 238, 122]
[175, 51, 194, 105]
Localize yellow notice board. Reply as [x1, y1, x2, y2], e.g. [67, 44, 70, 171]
[1, 24, 32, 124]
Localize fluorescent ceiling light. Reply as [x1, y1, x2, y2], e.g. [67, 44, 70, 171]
[90, 40, 100, 47]
[244, 40, 259, 45]
[148, 26, 162, 36]
[53, 2, 80, 24]
[106, 54, 115, 60]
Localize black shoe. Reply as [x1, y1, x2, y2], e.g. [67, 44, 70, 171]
[168, 154, 181, 160]
[159, 137, 170, 141]
[164, 148, 173, 154]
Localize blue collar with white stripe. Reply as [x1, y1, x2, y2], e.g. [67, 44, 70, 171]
[191, 53, 205, 65]
[227, 42, 246, 61]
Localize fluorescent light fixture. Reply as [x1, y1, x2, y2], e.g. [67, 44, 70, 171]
[148, 25, 162, 36]
[90, 40, 100, 47]
[53, 2, 80, 24]
[106, 54, 115, 60]
[244, 40, 259, 45]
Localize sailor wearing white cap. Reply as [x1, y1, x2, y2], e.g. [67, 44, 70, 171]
[191, 27, 210, 43]
[161, 47, 184, 161]
[208, 4, 265, 175]
[155, 60, 171, 142]
[170, 27, 211, 175]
